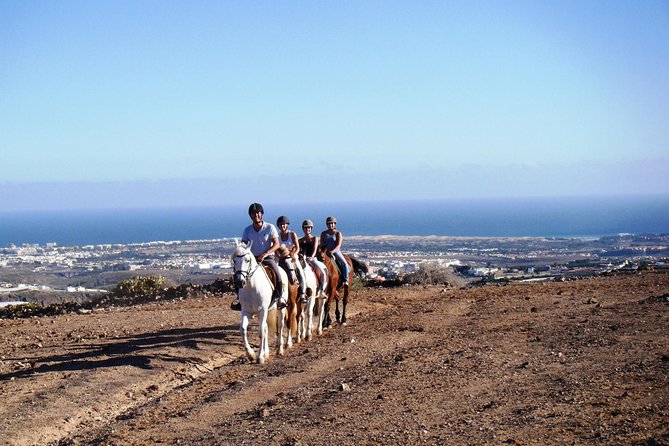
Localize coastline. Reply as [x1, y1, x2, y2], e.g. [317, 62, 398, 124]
[1, 195, 668, 246]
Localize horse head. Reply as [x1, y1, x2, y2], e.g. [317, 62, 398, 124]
[316, 246, 328, 262]
[232, 241, 256, 289]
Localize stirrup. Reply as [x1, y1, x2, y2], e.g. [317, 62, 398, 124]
[270, 289, 285, 309]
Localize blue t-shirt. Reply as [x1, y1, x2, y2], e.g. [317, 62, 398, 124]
[242, 222, 279, 257]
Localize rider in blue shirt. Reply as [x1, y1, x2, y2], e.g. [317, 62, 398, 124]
[319, 216, 350, 286]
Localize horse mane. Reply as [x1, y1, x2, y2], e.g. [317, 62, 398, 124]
[232, 243, 254, 262]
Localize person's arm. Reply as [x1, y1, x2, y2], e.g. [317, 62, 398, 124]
[290, 231, 300, 257]
[332, 231, 343, 252]
[307, 237, 317, 258]
[258, 236, 279, 261]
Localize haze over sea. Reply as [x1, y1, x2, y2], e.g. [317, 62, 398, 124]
[1, 195, 668, 247]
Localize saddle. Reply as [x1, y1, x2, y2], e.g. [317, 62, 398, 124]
[331, 254, 348, 286]
[262, 264, 280, 290]
[300, 256, 324, 290]
[278, 256, 296, 285]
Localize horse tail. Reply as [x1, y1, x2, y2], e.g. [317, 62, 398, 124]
[267, 307, 278, 335]
[349, 255, 368, 277]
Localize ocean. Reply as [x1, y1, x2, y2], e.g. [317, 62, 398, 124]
[1, 195, 668, 247]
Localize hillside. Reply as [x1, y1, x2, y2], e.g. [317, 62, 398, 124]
[0, 271, 667, 445]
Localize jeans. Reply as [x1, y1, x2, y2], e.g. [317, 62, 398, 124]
[332, 250, 350, 281]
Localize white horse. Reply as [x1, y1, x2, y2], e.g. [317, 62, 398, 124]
[232, 241, 288, 364]
[298, 254, 328, 339]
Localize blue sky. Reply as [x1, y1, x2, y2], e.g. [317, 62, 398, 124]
[1, 0, 668, 210]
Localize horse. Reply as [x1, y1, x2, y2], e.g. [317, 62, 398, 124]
[296, 254, 327, 341]
[317, 248, 367, 328]
[231, 241, 289, 364]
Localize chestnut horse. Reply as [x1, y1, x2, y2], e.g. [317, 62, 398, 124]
[317, 248, 367, 328]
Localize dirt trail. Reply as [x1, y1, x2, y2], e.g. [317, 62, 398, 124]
[1, 271, 668, 445]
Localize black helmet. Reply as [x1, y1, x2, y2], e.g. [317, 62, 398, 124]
[302, 219, 313, 228]
[326, 216, 337, 224]
[276, 215, 290, 226]
[248, 202, 264, 216]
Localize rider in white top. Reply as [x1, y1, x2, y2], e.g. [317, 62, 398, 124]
[276, 216, 307, 301]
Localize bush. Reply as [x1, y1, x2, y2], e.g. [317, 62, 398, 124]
[405, 262, 466, 287]
[112, 275, 173, 300]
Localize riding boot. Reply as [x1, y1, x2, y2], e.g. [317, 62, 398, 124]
[272, 282, 286, 309]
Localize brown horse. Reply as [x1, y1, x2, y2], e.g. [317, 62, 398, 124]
[317, 248, 367, 327]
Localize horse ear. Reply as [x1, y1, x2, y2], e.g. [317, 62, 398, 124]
[234, 238, 240, 247]
[247, 240, 254, 251]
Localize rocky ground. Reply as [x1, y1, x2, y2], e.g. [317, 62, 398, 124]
[0, 271, 667, 446]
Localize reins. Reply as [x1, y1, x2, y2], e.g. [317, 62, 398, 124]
[233, 251, 275, 290]
[233, 253, 262, 280]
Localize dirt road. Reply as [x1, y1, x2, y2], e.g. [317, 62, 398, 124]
[1, 271, 667, 445]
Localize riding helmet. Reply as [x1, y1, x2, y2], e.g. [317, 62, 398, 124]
[326, 216, 337, 224]
[248, 202, 264, 216]
[302, 219, 313, 228]
[277, 215, 290, 226]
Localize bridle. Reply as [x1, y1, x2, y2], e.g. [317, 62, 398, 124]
[233, 251, 261, 282]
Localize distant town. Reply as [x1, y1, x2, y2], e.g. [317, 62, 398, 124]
[1, 233, 668, 304]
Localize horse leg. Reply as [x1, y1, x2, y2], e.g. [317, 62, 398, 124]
[276, 307, 286, 356]
[323, 302, 332, 328]
[335, 297, 341, 324]
[286, 303, 294, 349]
[257, 308, 270, 364]
[341, 285, 349, 326]
[295, 303, 302, 343]
[298, 297, 308, 343]
[305, 295, 314, 341]
[240, 311, 257, 363]
[316, 295, 326, 336]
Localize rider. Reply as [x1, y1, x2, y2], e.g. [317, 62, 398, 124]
[240, 203, 285, 309]
[299, 219, 328, 292]
[319, 216, 350, 286]
[276, 215, 307, 302]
